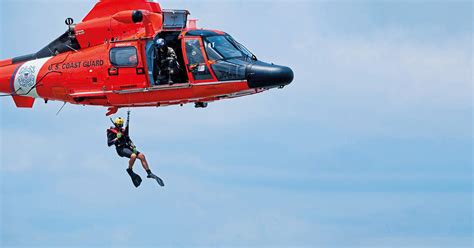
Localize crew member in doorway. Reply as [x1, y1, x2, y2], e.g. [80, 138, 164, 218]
[153, 38, 179, 85]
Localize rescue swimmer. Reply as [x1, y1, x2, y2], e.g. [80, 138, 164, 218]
[107, 111, 164, 187]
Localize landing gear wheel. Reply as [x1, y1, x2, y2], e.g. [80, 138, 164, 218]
[195, 102, 208, 108]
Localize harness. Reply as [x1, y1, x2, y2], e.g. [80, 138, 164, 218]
[108, 127, 132, 147]
[107, 127, 122, 134]
[107, 110, 133, 148]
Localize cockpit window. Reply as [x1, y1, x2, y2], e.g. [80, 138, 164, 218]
[203, 35, 256, 62]
[204, 41, 223, 61]
[227, 36, 254, 59]
[185, 39, 206, 65]
[205, 36, 242, 60]
[200, 35, 256, 82]
[185, 38, 213, 81]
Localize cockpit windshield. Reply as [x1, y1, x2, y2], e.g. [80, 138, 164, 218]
[227, 36, 254, 59]
[204, 35, 255, 61]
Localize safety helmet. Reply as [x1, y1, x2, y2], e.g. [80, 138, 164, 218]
[114, 117, 124, 126]
[155, 38, 166, 48]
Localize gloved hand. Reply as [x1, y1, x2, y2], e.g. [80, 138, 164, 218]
[133, 147, 138, 154]
[117, 132, 122, 139]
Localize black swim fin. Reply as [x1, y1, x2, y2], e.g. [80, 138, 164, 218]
[126, 168, 142, 188]
[147, 173, 165, 187]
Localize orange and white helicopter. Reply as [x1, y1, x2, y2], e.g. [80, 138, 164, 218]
[0, 0, 293, 116]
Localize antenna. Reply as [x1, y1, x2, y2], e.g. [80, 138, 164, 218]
[65, 17, 74, 26]
[56, 102, 67, 116]
[65, 17, 75, 39]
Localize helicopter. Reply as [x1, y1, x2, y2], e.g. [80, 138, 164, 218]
[0, 0, 294, 116]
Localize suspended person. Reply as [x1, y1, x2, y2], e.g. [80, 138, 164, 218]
[107, 111, 164, 188]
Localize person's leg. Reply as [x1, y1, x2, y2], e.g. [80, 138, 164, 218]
[137, 153, 165, 187]
[119, 148, 142, 188]
[167, 68, 172, 84]
[128, 153, 137, 170]
[137, 153, 150, 171]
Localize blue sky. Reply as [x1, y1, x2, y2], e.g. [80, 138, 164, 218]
[1, 0, 472, 247]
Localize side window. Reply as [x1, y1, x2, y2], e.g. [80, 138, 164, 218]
[185, 39, 205, 65]
[110, 47, 138, 67]
[185, 38, 213, 81]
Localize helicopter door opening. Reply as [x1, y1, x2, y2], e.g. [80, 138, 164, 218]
[183, 37, 215, 82]
[145, 37, 188, 86]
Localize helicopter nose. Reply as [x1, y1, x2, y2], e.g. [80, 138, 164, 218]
[246, 62, 294, 89]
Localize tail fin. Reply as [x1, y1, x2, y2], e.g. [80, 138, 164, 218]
[82, 0, 161, 21]
[12, 95, 35, 108]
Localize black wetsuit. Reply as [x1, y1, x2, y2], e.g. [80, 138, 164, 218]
[107, 126, 140, 158]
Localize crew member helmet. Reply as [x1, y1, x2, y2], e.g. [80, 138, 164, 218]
[155, 38, 166, 48]
[114, 117, 124, 126]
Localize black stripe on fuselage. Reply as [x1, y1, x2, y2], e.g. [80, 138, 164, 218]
[12, 54, 36, 64]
